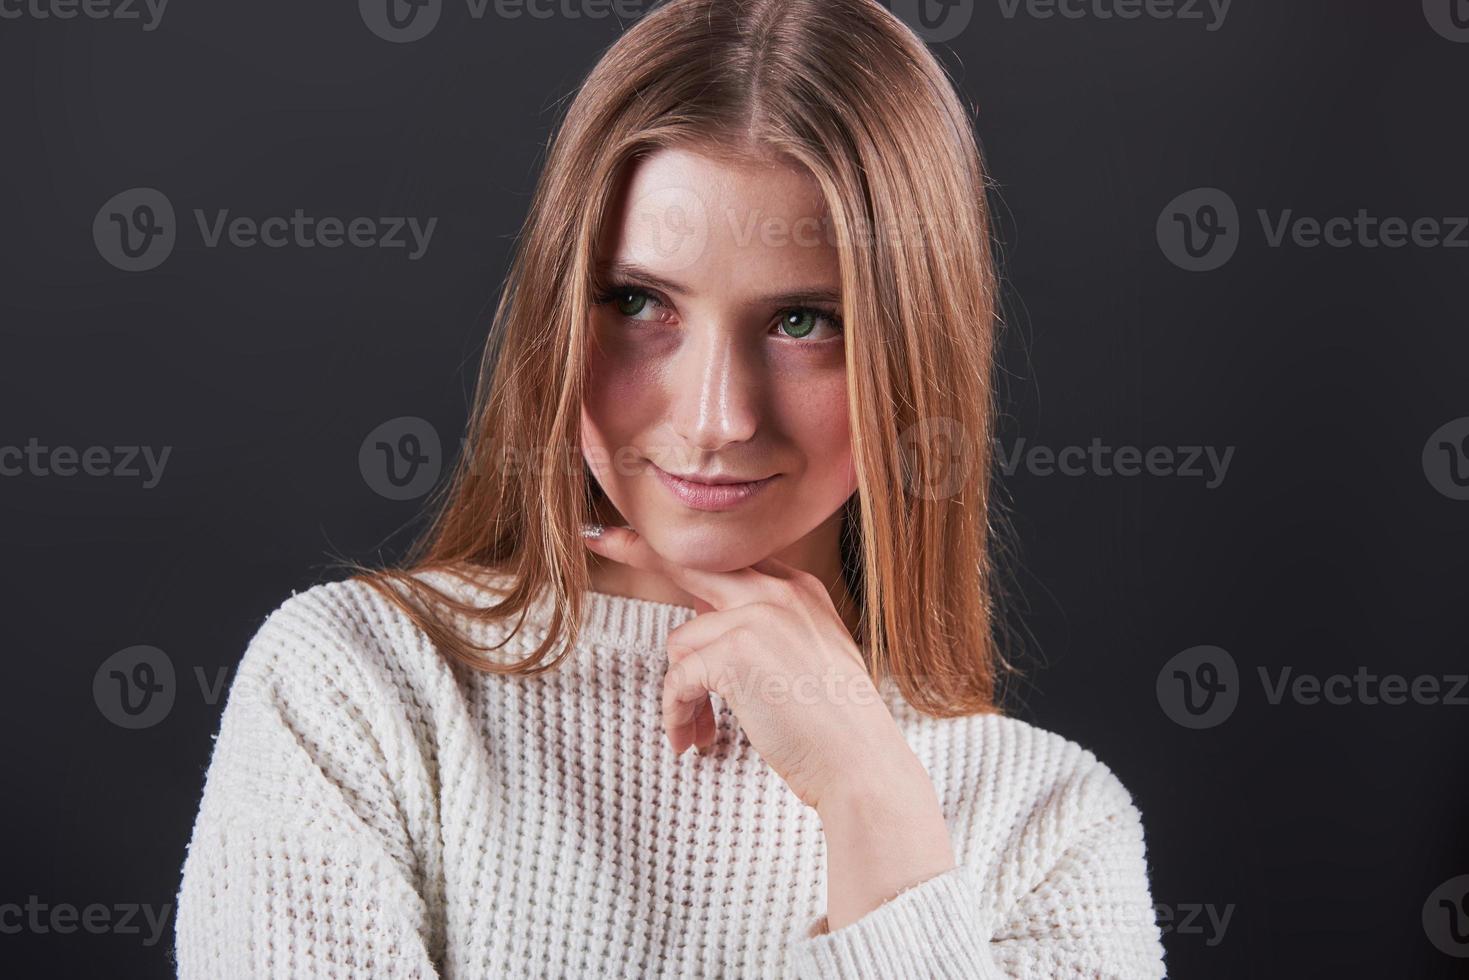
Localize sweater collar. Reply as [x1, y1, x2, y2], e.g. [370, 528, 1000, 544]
[413, 565, 880, 683]
[412, 564, 700, 666]
[571, 587, 701, 653]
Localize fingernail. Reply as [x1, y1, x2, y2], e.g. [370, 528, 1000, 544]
[580, 522, 605, 539]
[694, 743, 709, 757]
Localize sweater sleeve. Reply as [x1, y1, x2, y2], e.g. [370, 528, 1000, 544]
[786, 780, 1167, 980]
[173, 589, 442, 980]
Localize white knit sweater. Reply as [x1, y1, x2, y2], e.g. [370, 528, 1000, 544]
[174, 567, 1167, 979]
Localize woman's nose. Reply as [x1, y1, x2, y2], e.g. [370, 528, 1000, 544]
[667, 329, 761, 453]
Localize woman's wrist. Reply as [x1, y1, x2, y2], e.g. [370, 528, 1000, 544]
[814, 749, 957, 933]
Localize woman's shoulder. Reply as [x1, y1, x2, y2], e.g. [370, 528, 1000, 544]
[234, 570, 462, 692]
[977, 710, 1138, 798]
[901, 705, 1147, 839]
[240, 574, 417, 668]
[234, 563, 538, 687]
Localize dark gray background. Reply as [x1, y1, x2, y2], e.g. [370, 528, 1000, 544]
[2, 1, 1466, 976]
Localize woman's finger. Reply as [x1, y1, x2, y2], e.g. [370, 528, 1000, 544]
[661, 639, 737, 755]
[663, 641, 717, 754]
[583, 523, 785, 611]
[689, 691, 717, 754]
[664, 606, 776, 755]
[666, 603, 782, 656]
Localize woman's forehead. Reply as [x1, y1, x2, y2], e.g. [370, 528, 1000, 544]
[599, 146, 839, 294]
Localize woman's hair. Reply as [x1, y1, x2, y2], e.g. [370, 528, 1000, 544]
[344, 0, 1018, 717]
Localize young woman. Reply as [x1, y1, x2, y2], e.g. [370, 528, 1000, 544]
[175, 0, 1167, 976]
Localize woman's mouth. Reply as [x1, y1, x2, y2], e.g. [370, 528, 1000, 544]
[651, 464, 779, 512]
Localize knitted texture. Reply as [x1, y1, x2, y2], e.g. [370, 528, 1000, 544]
[174, 567, 1167, 978]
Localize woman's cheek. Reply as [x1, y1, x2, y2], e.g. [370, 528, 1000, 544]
[597, 336, 681, 402]
[585, 346, 673, 466]
[774, 366, 848, 435]
[775, 371, 857, 490]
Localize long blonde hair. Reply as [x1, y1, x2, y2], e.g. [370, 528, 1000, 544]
[346, 0, 1017, 718]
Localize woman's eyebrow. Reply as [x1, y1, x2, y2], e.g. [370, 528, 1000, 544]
[597, 260, 688, 295]
[596, 260, 841, 306]
[760, 287, 842, 307]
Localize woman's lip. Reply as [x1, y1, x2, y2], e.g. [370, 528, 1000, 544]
[652, 464, 778, 512]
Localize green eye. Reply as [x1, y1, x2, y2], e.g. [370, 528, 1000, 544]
[780, 311, 818, 339]
[614, 291, 648, 317]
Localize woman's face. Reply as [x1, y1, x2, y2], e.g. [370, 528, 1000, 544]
[580, 145, 857, 575]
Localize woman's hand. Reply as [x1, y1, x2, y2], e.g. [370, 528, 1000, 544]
[582, 523, 958, 931]
[581, 523, 925, 813]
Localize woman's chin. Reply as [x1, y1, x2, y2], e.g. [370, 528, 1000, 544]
[643, 524, 775, 572]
